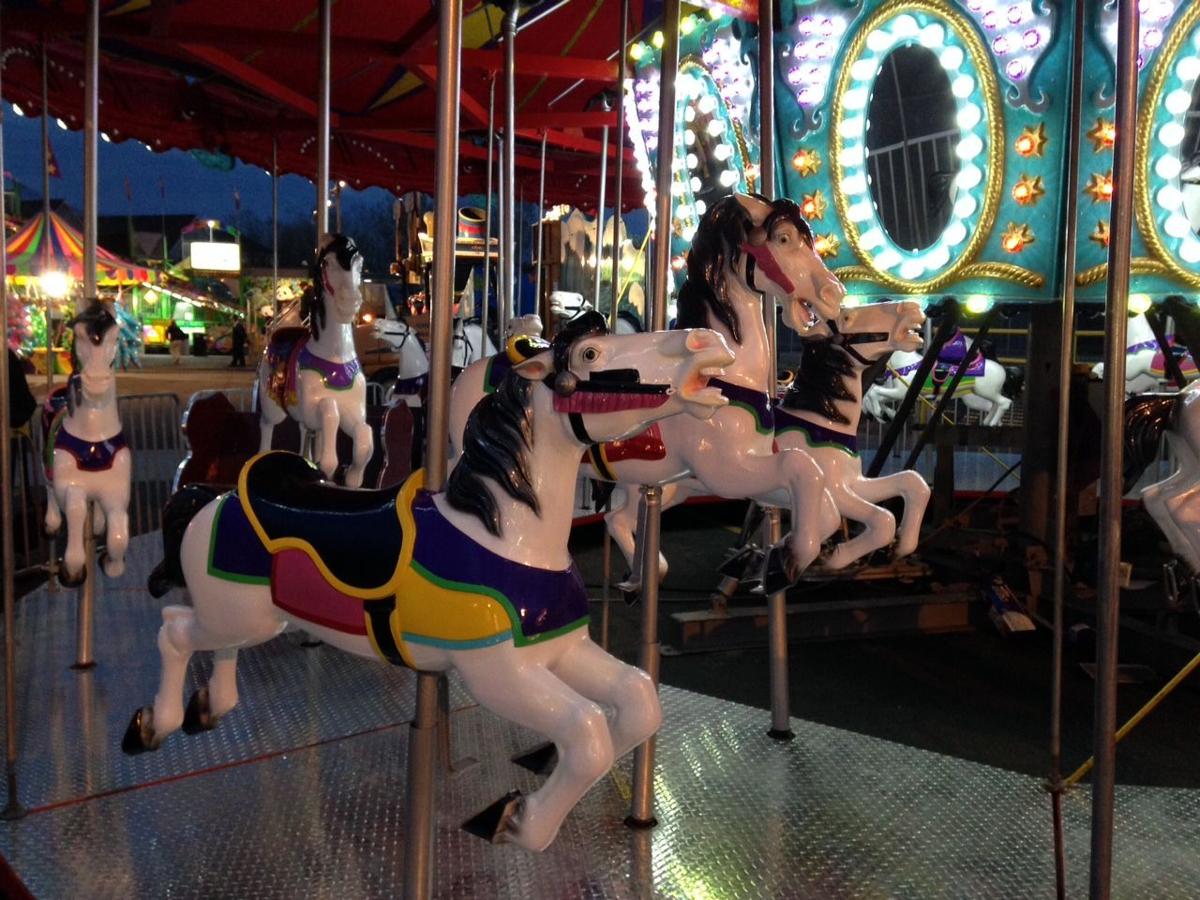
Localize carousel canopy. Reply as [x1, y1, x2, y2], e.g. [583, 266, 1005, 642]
[5, 209, 152, 285]
[0, 2, 754, 208]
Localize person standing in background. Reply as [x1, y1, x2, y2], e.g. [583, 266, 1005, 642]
[166, 319, 187, 365]
[230, 319, 247, 368]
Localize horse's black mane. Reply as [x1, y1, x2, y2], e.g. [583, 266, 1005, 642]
[675, 194, 813, 345]
[781, 340, 857, 425]
[69, 298, 118, 348]
[1123, 393, 1180, 494]
[446, 374, 539, 536]
[302, 233, 360, 341]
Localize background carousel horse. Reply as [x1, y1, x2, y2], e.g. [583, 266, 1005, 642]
[372, 316, 428, 408]
[1091, 312, 1198, 396]
[1124, 386, 1200, 574]
[126, 317, 736, 853]
[862, 335, 1025, 427]
[453, 193, 847, 593]
[256, 234, 373, 487]
[42, 300, 131, 583]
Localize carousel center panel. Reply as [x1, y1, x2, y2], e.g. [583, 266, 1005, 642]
[0, 536, 1197, 898]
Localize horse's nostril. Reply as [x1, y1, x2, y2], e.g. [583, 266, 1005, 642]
[686, 330, 712, 351]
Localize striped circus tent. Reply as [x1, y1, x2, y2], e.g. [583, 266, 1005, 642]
[4, 210, 151, 286]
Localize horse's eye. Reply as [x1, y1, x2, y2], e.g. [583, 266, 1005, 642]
[582, 346, 599, 363]
[778, 234, 789, 244]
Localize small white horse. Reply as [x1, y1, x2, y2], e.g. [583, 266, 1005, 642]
[1091, 312, 1198, 396]
[257, 234, 373, 487]
[863, 340, 1024, 427]
[453, 193, 847, 592]
[43, 301, 131, 583]
[372, 317, 429, 408]
[124, 317, 735, 852]
[1125, 386, 1200, 574]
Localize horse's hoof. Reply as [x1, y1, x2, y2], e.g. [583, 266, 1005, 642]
[122, 707, 159, 755]
[181, 688, 217, 735]
[99, 552, 125, 579]
[462, 790, 523, 843]
[511, 742, 557, 775]
[718, 543, 762, 578]
[621, 587, 641, 606]
[57, 564, 87, 588]
[758, 544, 800, 596]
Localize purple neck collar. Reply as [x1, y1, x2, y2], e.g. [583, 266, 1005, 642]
[298, 345, 361, 389]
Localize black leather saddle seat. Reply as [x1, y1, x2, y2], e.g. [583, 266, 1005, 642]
[241, 451, 403, 592]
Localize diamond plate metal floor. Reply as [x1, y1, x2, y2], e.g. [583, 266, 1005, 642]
[2, 535, 1198, 898]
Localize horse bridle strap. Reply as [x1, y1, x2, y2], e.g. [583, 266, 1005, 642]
[828, 321, 889, 366]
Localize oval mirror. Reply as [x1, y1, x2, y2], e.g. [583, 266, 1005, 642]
[865, 45, 961, 252]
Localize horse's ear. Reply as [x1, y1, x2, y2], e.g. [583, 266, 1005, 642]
[734, 192, 772, 225]
[512, 351, 552, 382]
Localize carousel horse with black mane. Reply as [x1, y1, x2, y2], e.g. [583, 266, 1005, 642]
[126, 314, 735, 852]
[43, 300, 131, 583]
[1091, 312, 1198, 397]
[256, 233, 373, 487]
[455, 193, 847, 594]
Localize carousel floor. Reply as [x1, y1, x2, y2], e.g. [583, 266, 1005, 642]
[1, 535, 1198, 898]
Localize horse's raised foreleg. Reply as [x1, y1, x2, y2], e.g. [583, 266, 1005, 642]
[100, 502, 129, 578]
[44, 486, 62, 535]
[343, 419, 373, 489]
[456, 643, 615, 852]
[60, 486, 89, 583]
[821, 480, 896, 570]
[550, 631, 660, 760]
[316, 397, 341, 480]
[183, 647, 240, 734]
[257, 374, 285, 453]
[606, 483, 680, 592]
[854, 469, 931, 559]
[981, 393, 1011, 427]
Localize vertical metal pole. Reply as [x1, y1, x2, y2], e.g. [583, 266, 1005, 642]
[610, 0, 628, 332]
[0, 21, 26, 819]
[628, 0, 679, 831]
[404, 1, 460, 896]
[534, 132, 548, 317]
[1048, 14, 1086, 891]
[316, 0, 331, 246]
[1091, 2, 1138, 898]
[40, 44, 55, 398]
[74, 513, 96, 669]
[758, 0, 791, 740]
[272, 136, 279, 338]
[335, 183, 343, 233]
[593, 125, 609, 310]
[482, 77, 495, 345]
[500, 4, 519, 341]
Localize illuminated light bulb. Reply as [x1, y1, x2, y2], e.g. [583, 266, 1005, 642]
[965, 294, 993, 314]
[1157, 185, 1184, 210]
[848, 201, 874, 222]
[1165, 214, 1191, 238]
[956, 104, 982, 129]
[952, 75, 975, 98]
[11, 104, 23, 117]
[671, 182, 686, 196]
[851, 59, 877, 80]
[927, 246, 951, 268]
[1182, 241, 1200, 264]
[1128, 294, 1153, 315]
[838, 117, 863, 138]
[686, 152, 699, 169]
[1156, 155, 1182, 179]
[900, 259, 925, 280]
[956, 135, 984, 160]
[866, 30, 894, 53]
[706, 119, 725, 137]
[630, 43, 645, 62]
[713, 143, 733, 162]
[893, 15, 919, 38]
[684, 129, 696, 146]
[919, 24, 945, 48]
[940, 46, 965, 70]
[843, 88, 869, 111]
[839, 145, 865, 167]
[954, 195, 978, 218]
[957, 165, 983, 189]
[860, 228, 884, 250]
[681, 225, 697, 241]
[1166, 88, 1192, 116]
[719, 170, 739, 187]
[1159, 121, 1186, 148]
[1143, 28, 1162, 50]
[697, 95, 717, 115]
[945, 221, 968, 246]
[1006, 59, 1027, 79]
[1023, 28, 1042, 50]
[1177, 56, 1200, 81]
[100, 131, 111, 143]
[56, 117, 69, 130]
[876, 248, 903, 270]
[993, 36, 1011, 55]
[652, 31, 664, 49]
[680, 15, 695, 35]
[39, 270, 72, 299]
[982, 10, 999, 29]
[684, 107, 696, 123]
[695, 200, 707, 214]
[1007, 5, 1025, 24]
[844, 175, 868, 194]
[690, 176, 702, 191]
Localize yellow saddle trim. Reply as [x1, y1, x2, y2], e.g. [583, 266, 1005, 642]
[236, 453, 420, 601]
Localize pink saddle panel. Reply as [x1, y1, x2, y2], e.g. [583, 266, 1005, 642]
[270, 549, 369, 636]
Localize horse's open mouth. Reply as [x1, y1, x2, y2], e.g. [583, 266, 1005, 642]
[680, 366, 729, 408]
[794, 299, 821, 330]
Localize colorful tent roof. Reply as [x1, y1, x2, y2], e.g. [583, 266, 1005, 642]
[4, 210, 152, 285]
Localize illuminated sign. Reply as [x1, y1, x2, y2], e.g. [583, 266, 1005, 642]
[189, 241, 241, 273]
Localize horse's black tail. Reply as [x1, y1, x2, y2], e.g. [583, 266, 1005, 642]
[1123, 393, 1180, 494]
[147, 485, 220, 598]
[1002, 365, 1025, 399]
[979, 338, 998, 362]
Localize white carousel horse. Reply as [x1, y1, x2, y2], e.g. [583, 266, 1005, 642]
[453, 193, 847, 592]
[124, 316, 735, 853]
[43, 301, 131, 583]
[372, 317, 429, 408]
[1125, 386, 1200, 574]
[862, 339, 1024, 427]
[256, 234, 373, 487]
[1091, 312, 1198, 397]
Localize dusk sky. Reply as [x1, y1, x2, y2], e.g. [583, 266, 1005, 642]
[2, 101, 393, 226]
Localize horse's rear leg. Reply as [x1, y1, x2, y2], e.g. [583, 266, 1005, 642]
[822, 483, 896, 570]
[100, 503, 129, 578]
[44, 486, 62, 535]
[984, 395, 1011, 427]
[343, 419, 373, 488]
[183, 647, 239, 734]
[257, 384, 285, 453]
[855, 470, 931, 559]
[317, 397, 340, 480]
[60, 486, 88, 583]
[457, 645, 615, 852]
[123, 605, 195, 752]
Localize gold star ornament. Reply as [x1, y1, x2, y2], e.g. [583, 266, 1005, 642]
[1011, 174, 1045, 207]
[791, 148, 822, 177]
[1000, 223, 1035, 254]
[1087, 118, 1116, 152]
[814, 233, 839, 258]
[1015, 122, 1048, 158]
[1090, 220, 1110, 249]
[1084, 171, 1114, 203]
[801, 190, 827, 220]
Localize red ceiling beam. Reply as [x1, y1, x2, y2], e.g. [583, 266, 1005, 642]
[355, 129, 550, 171]
[516, 111, 617, 129]
[518, 128, 635, 162]
[404, 46, 617, 81]
[179, 44, 338, 124]
[412, 65, 490, 126]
